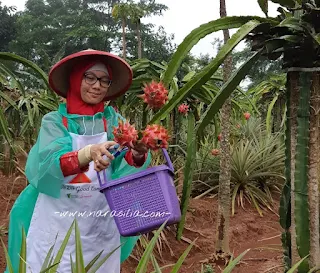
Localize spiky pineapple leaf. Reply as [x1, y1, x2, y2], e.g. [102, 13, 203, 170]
[169, 239, 195, 273]
[75, 219, 85, 273]
[1, 238, 14, 273]
[135, 221, 168, 273]
[84, 250, 103, 272]
[287, 255, 310, 273]
[223, 249, 250, 273]
[87, 244, 123, 273]
[49, 220, 75, 273]
[19, 227, 27, 273]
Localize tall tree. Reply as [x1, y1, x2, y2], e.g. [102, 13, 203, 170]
[128, 3, 144, 58]
[215, 0, 232, 256]
[0, 2, 17, 52]
[10, 0, 121, 70]
[112, 2, 130, 60]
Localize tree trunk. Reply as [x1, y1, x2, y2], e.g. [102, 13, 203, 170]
[215, 0, 232, 254]
[136, 20, 142, 59]
[121, 18, 126, 60]
[288, 71, 300, 266]
[308, 71, 320, 268]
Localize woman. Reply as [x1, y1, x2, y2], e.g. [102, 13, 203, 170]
[6, 49, 151, 273]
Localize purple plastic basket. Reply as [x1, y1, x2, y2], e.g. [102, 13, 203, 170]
[97, 148, 181, 237]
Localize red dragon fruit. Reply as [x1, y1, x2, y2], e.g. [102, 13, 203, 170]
[140, 81, 169, 109]
[211, 149, 220, 156]
[178, 103, 189, 115]
[140, 124, 170, 150]
[112, 120, 138, 147]
[244, 112, 251, 120]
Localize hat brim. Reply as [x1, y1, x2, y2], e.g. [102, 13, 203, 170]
[48, 50, 133, 101]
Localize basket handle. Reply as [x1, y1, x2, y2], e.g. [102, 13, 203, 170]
[97, 169, 108, 188]
[162, 148, 174, 172]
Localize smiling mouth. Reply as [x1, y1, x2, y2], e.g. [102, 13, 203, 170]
[88, 92, 102, 96]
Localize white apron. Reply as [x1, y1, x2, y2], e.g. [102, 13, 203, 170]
[25, 124, 121, 273]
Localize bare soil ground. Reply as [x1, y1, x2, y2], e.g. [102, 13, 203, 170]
[0, 173, 284, 273]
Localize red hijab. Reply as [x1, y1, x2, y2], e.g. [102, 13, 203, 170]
[66, 59, 112, 115]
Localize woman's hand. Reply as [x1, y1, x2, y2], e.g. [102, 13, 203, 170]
[130, 142, 148, 164]
[90, 141, 118, 172]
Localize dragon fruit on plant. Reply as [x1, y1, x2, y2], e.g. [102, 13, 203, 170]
[112, 120, 138, 147]
[211, 149, 220, 156]
[140, 124, 170, 151]
[140, 80, 169, 109]
[178, 103, 189, 115]
[244, 112, 251, 120]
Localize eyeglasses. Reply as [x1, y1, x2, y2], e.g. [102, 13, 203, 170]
[83, 73, 112, 88]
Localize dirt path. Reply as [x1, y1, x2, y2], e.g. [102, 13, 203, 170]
[0, 174, 284, 273]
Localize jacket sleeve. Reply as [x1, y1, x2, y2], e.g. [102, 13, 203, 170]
[25, 111, 73, 198]
[60, 151, 89, 176]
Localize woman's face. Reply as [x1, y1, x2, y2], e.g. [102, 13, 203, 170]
[80, 70, 111, 104]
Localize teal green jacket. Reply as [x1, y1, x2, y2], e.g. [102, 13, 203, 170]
[6, 103, 151, 272]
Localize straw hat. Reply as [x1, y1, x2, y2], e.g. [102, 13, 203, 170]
[48, 49, 133, 101]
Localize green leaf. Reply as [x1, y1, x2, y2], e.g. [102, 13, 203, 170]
[161, 16, 275, 87]
[150, 255, 162, 273]
[150, 20, 262, 124]
[287, 256, 310, 273]
[135, 221, 168, 273]
[84, 250, 103, 272]
[87, 244, 123, 273]
[270, 0, 296, 8]
[0, 52, 50, 91]
[258, 0, 268, 16]
[25, 101, 34, 127]
[49, 220, 75, 272]
[278, 17, 304, 32]
[1, 238, 14, 273]
[0, 91, 18, 110]
[169, 240, 194, 272]
[70, 254, 76, 273]
[40, 238, 56, 272]
[19, 227, 27, 273]
[196, 49, 263, 135]
[311, 33, 320, 45]
[266, 94, 279, 135]
[177, 113, 197, 239]
[75, 220, 85, 273]
[182, 71, 196, 82]
[36, 98, 58, 111]
[0, 63, 25, 96]
[0, 100, 12, 144]
[279, 76, 292, 232]
[223, 249, 250, 273]
[39, 262, 61, 273]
